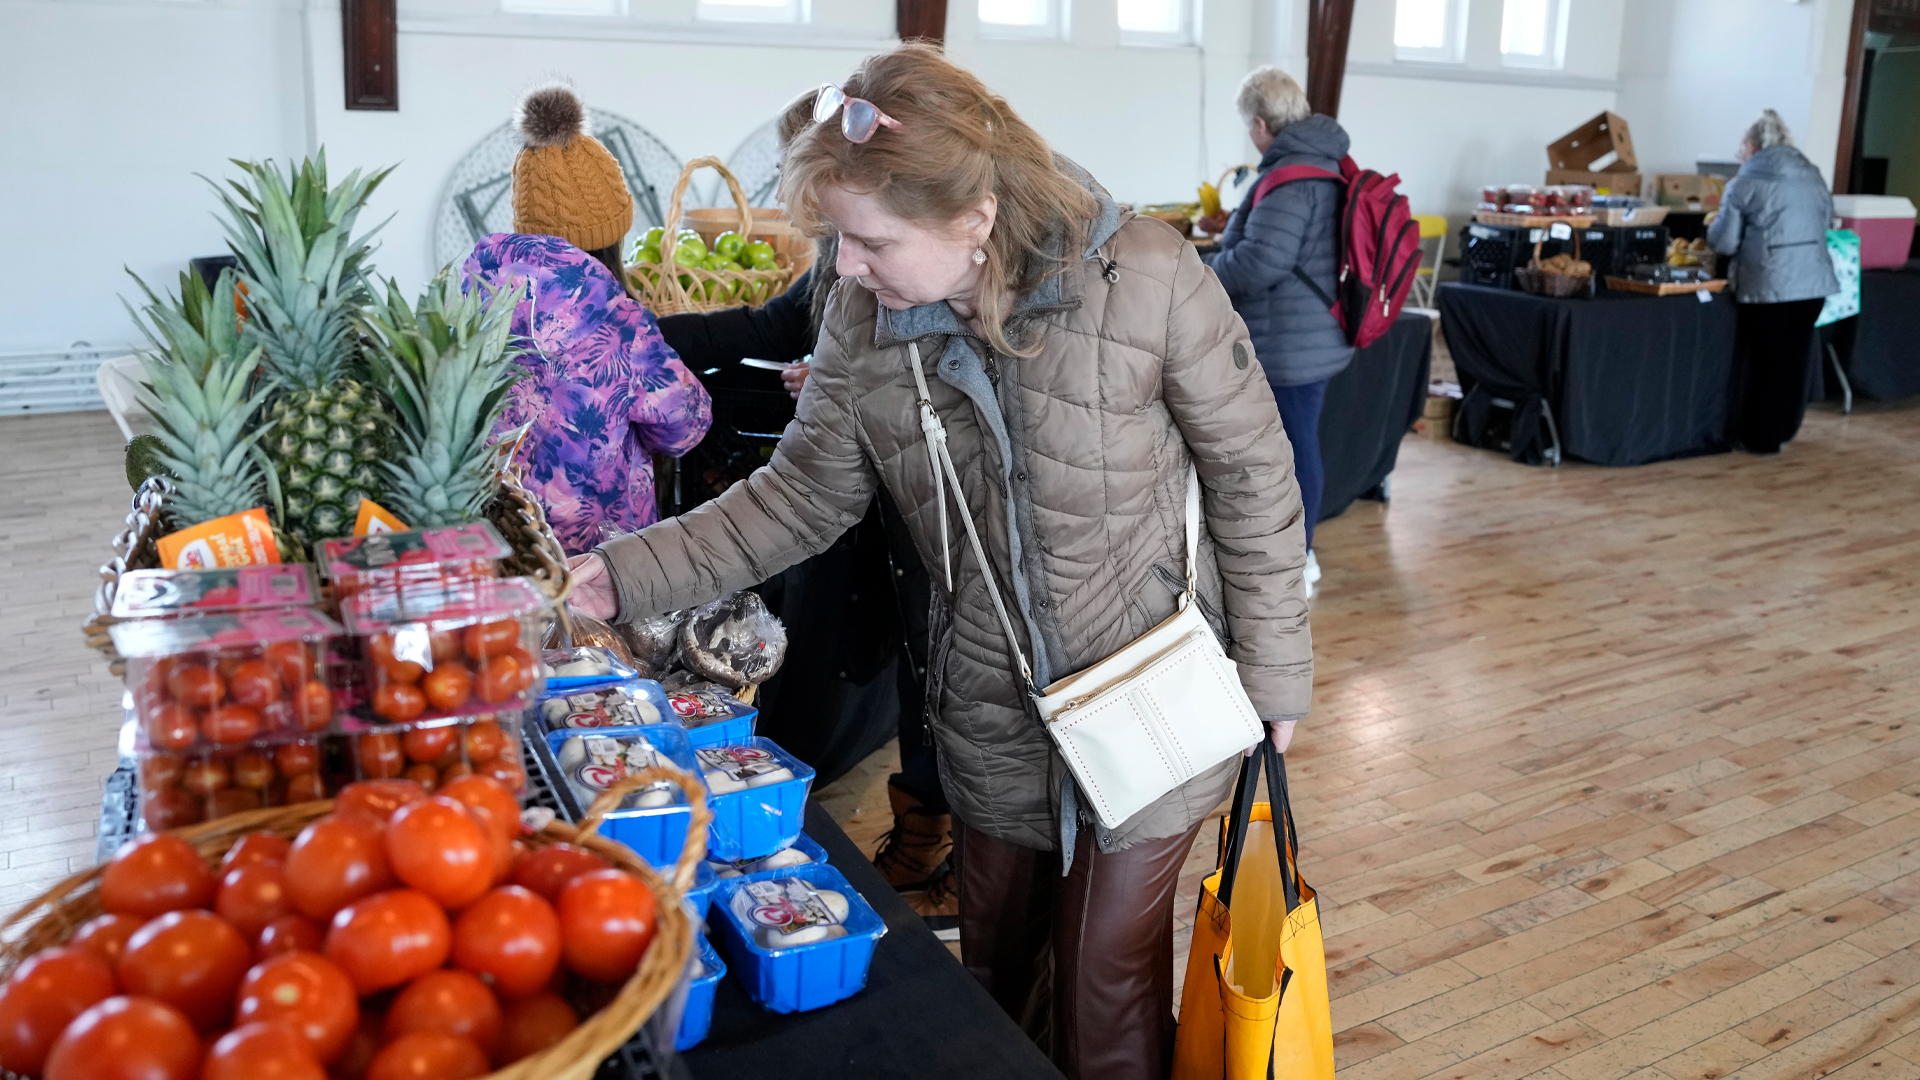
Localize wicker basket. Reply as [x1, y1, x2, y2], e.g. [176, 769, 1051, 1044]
[680, 207, 816, 282]
[1516, 229, 1595, 299]
[630, 157, 797, 316]
[0, 769, 709, 1080]
[81, 470, 572, 676]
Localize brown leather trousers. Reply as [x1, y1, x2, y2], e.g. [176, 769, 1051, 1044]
[954, 818, 1205, 1080]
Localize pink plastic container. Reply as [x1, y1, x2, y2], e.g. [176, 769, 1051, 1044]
[1834, 196, 1917, 269]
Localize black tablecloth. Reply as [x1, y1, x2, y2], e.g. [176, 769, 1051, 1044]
[1438, 283, 1738, 466]
[1829, 261, 1920, 403]
[1319, 311, 1432, 520]
[683, 804, 1063, 1080]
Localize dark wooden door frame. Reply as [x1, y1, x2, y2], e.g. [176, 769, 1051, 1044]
[897, 0, 947, 43]
[343, 0, 398, 111]
[1306, 0, 1357, 117]
[1835, 0, 1920, 192]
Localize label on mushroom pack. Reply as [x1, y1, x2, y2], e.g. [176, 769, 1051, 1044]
[742, 878, 840, 936]
[668, 688, 743, 723]
[696, 745, 786, 784]
[569, 735, 667, 792]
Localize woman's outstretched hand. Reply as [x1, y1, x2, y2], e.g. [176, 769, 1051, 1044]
[567, 552, 617, 620]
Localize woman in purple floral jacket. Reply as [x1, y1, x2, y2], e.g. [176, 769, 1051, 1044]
[464, 232, 712, 555]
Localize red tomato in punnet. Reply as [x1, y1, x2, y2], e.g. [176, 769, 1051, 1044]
[0, 947, 119, 1077]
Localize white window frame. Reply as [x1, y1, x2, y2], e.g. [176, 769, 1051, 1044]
[977, 0, 1068, 41]
[1118, 0, 1194, 47]
[696, 0, 807, 23]
[1499, 0, 1568, 69]
[1392, 0, 1468, 64]
[501, 0, 625, 16]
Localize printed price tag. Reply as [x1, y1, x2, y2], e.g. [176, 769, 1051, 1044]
[1696, 289, 1713, 304]
[1548, 222, 1574, 241]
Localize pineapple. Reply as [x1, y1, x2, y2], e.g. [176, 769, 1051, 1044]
[124, 268, 275, 526]
[211, 151, 395, 542]
[364, 271, 526, 527]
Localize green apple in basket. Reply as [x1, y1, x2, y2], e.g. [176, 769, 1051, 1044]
[673, 237, 708, 269]
[713, 231, 746, 261]
[741, 240, 776, 266]
[636, 243, 662, 266]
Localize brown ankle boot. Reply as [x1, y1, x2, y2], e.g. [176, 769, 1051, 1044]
[904, 863, 960, 939]
[871, 781, 952, 890]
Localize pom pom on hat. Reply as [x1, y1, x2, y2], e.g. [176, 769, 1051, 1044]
[517, 84, 587, 149]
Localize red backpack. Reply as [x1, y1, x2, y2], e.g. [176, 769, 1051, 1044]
[1247, 155, 1421, 350]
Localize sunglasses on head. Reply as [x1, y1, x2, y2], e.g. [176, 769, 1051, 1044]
[814, 84, 902, 144]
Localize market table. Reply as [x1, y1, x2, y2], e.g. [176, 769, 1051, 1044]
[1827, 259, 1920, 403]
[683, 803, 1064, 1080]
[1437, 282, 1738, 466]
[1318, 309, 1432, 519]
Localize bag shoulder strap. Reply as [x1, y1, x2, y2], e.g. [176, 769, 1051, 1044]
[1249, 163, 1344, 212]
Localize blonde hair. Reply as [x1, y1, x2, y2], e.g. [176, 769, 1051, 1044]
[1237, 67, 1311, 135]
[777, 43, 1098, 358]
[1744, 109, 1794, 153]
[775, 88, 820, 151]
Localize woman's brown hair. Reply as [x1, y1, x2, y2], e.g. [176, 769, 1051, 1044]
[777, 43, 1098, 357]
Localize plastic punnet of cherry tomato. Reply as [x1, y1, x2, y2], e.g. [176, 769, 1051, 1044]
[319, 523, 513, 605]
[340, 579, 549, 726]
[110, 609, 342, 755]
[353, 717, 528, 795]
[0, 775, 660, 1080]
[140, 739, 332, 831]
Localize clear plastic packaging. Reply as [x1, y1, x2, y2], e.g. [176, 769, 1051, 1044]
[348, 714, 526, 793]
[112, 608, 343, 753]
[557, 611, 639, 670]
[321, 522, 510, 601]
[677, 593, 787, 690]
[616, 610, 686, 676]
[537, 680, 669, 730]
[340, 577, 550, 726]
[709, 831, 829, 879]
[710, 864, 886, 1013]
[666, 688, 757, 749]
[674, 935, 727, 1051]
[138, 737, 333, 830]
[541, 646, 640, 691]
[544, 724, 700, 869]
[698, 738, 813, 860]
[111, 566, 321, 619]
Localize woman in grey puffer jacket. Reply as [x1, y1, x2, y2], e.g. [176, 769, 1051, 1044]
[1707, 109, 1838, 454]
[1202, 67, 1353, 570]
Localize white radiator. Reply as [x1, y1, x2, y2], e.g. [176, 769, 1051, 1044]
[0, 346, 128, 415]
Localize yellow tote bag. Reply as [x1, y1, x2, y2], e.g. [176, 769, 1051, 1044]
[1173, 743, 1334, 1080]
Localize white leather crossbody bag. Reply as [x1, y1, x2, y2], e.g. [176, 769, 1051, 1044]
[907, 343, 1264, 830]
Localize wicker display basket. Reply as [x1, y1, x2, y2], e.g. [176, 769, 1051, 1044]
[1516, 229, 1594, 299]
[680, 207, 815, 282]
[81, 470, 572, 676]
[630, 157, 797, 316]
[0, 769, 709, 1080]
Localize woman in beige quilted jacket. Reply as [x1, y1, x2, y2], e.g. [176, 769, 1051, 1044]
[569, 44, 1312, 1079]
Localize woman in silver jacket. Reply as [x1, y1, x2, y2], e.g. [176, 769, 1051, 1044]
[1707, 109, 1839, 454]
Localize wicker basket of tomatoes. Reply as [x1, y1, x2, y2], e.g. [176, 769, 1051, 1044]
[0, 770, 706, 1080]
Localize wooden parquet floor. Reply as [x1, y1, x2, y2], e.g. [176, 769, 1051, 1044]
[8, 397, 1920, 1080]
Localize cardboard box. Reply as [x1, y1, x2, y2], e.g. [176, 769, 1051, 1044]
[1545, 169, 1644, 197]
[1655, 174, 1725, 211]
[1548, 112, 1638, 173]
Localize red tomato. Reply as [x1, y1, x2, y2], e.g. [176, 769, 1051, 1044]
[203, 704, 263, 745]
[43, 996, 200, 1080]
[385, 970, 502, 1058]
[403, 725, 455, 764]
[497, 991, 578, 1065]
[439, 775, 521, 843]
[100, 833, 216, 918]
[118, 910, 252, 1031]
[235, 951, 360, 1064]
[262, 698, 298, 735]
[275, 742, 320, 776]
[284, 815, 394, 922]
[358, 731, 408, 777]
[264, 641, 313, 691]
[203, 1021, 326, 1080]
[336, 779, 429, 823]
[217, 860, 292, 939]
[256, 914, 326, 959]
[385, 797, 493, 909]
[420, 665, 473, 713]
[141, 788, 204, 831]
[0, 947, 119, 1077]
[509, 845, 608, 904]
[146, 704, 200, 751]
[451, 886, 561, 1000]
[403, 763, 441, 791]
[165, 665, 225, 709]
[373, 684, 427, 725]
[227, 660, 282, 710]
[141, 752, 186, 792]
[209, 787, 264, 817]
[461, 721, 505, 764]
[71, 912, 146, 969]
[474, 656, 528, 704]
[480, 757, 527, 794]
[556, 871, 656, 983]
[368, 1032, 489, 1080]
[222, 833, 291, 871]
[462, 621, 521, 662]
[330, 1010, 383, 1080]
[325, 890, 451, 994]
[182, 758, 230, 796]
[429, 629, 465, 662]
[233, 751, 276, 789]
[439, 761, 474, 786]
[296, 681, 334, 732]
[285, 773, 328, 803]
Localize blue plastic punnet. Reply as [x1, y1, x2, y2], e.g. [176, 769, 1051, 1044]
[708, 830, 830, 880]
[536, 678, 671, 730]
[674, 935, 727, 1050]
[683, 860, 719, 924]
[544, 723, 700, 869]
[671, 691, 757, 749]
[710, 863, 887, 1013]
[697, 738, 814, 861]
